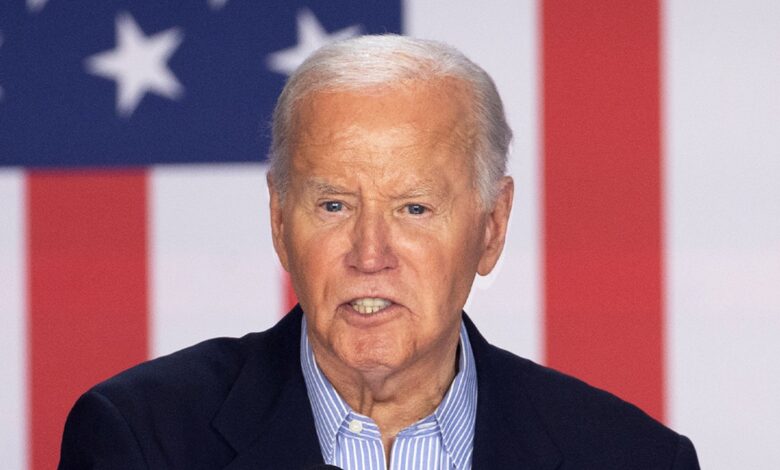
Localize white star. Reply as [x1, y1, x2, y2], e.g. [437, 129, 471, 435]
[266, 8, 361, 76]
[85, 12, 184, 117]
[208, 0, 229, 10]
[27, 0, 48, 13]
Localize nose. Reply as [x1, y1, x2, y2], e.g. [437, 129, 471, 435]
[345, 207, 398, 273]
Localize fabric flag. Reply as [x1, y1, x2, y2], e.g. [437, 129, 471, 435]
[1, 1, 778, 469]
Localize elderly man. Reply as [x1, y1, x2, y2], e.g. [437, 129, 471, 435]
[59, 35, 699, 469]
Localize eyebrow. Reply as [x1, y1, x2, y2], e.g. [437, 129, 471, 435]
[391, 180, 440, 200]
[304, 179, 354, 196]
[303, 177, 445, 200]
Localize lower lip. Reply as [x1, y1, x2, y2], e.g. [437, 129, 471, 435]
[338, 302, 402, 328]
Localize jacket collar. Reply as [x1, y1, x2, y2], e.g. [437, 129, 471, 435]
[211, 307, 561, 469]
[464, 314, 562, 469]
[213, 306, 324, 470]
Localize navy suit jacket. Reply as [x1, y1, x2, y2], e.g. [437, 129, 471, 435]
[59, 306, 699, 469]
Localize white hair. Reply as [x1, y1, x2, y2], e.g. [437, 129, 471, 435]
[268, 34, 512, 208]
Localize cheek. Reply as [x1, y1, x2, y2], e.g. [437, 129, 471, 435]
[398, 214, 483, 262]
[286, 209, 338, 262]
[395, 223, 482, 298]
[285, 216, 351, 302]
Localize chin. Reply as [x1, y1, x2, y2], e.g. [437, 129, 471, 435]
[337, 337, 406, 372]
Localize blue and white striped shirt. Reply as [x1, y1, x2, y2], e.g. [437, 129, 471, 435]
[300, 318, 478, 470]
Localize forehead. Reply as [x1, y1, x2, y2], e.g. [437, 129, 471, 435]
[285, 81, 480, 199]
[289, 79, 477, 171]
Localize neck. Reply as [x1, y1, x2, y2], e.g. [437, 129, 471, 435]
[311, 331, 460, 451]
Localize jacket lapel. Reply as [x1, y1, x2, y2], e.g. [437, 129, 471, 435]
[213, 307, 324, 470]
[465, 315, 563, 470]
[210, 308, 562, 469]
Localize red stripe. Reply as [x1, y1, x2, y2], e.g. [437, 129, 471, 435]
[27, 171, 149, 470]
[542, 1, 664, 421]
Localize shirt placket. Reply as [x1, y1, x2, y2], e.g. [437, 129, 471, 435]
[337, 413, 385, 470]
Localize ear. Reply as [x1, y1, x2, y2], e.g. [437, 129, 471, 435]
[477, 176, 514, 276]
[267, 173, 290, 272]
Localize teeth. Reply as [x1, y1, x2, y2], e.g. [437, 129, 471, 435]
[350, 297, 392, 315]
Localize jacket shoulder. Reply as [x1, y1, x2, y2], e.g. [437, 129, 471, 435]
[489, 346, 695, 467]
[92, 333, 255, 407]
[505, 348, 665, 429]
[60, 334, 263, 470]
[91, 309, 302, 408]
[60, 311, 306, 469]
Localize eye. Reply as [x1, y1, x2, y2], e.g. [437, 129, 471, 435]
[406, 204, 427, 215]
[322, 201, 344, 212]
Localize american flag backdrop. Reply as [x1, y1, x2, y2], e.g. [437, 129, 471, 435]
[1, 1, 778, 469]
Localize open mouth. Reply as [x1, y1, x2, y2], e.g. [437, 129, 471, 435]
[350, 297, 392, 315]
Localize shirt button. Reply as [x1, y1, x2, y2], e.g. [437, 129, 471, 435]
[348, 419, 363, 434]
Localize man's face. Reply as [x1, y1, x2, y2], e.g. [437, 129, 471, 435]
[270, 79, 511, 377]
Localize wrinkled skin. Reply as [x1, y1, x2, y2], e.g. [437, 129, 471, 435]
[268, 78, 513, 452]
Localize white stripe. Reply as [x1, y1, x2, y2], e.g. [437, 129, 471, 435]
[404, 0, 542, 361]
[150, 163, 283, 356]
[0, 169, 27, 470]
[665, 1, 780, 468]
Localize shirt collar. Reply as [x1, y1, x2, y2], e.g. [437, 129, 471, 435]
[300, 316, 478, 469]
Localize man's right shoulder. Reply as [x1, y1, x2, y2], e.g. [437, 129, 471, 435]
[95, 307, 304, 398]
[59, 311, 307, 469]
[91, 332, 259, 406]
